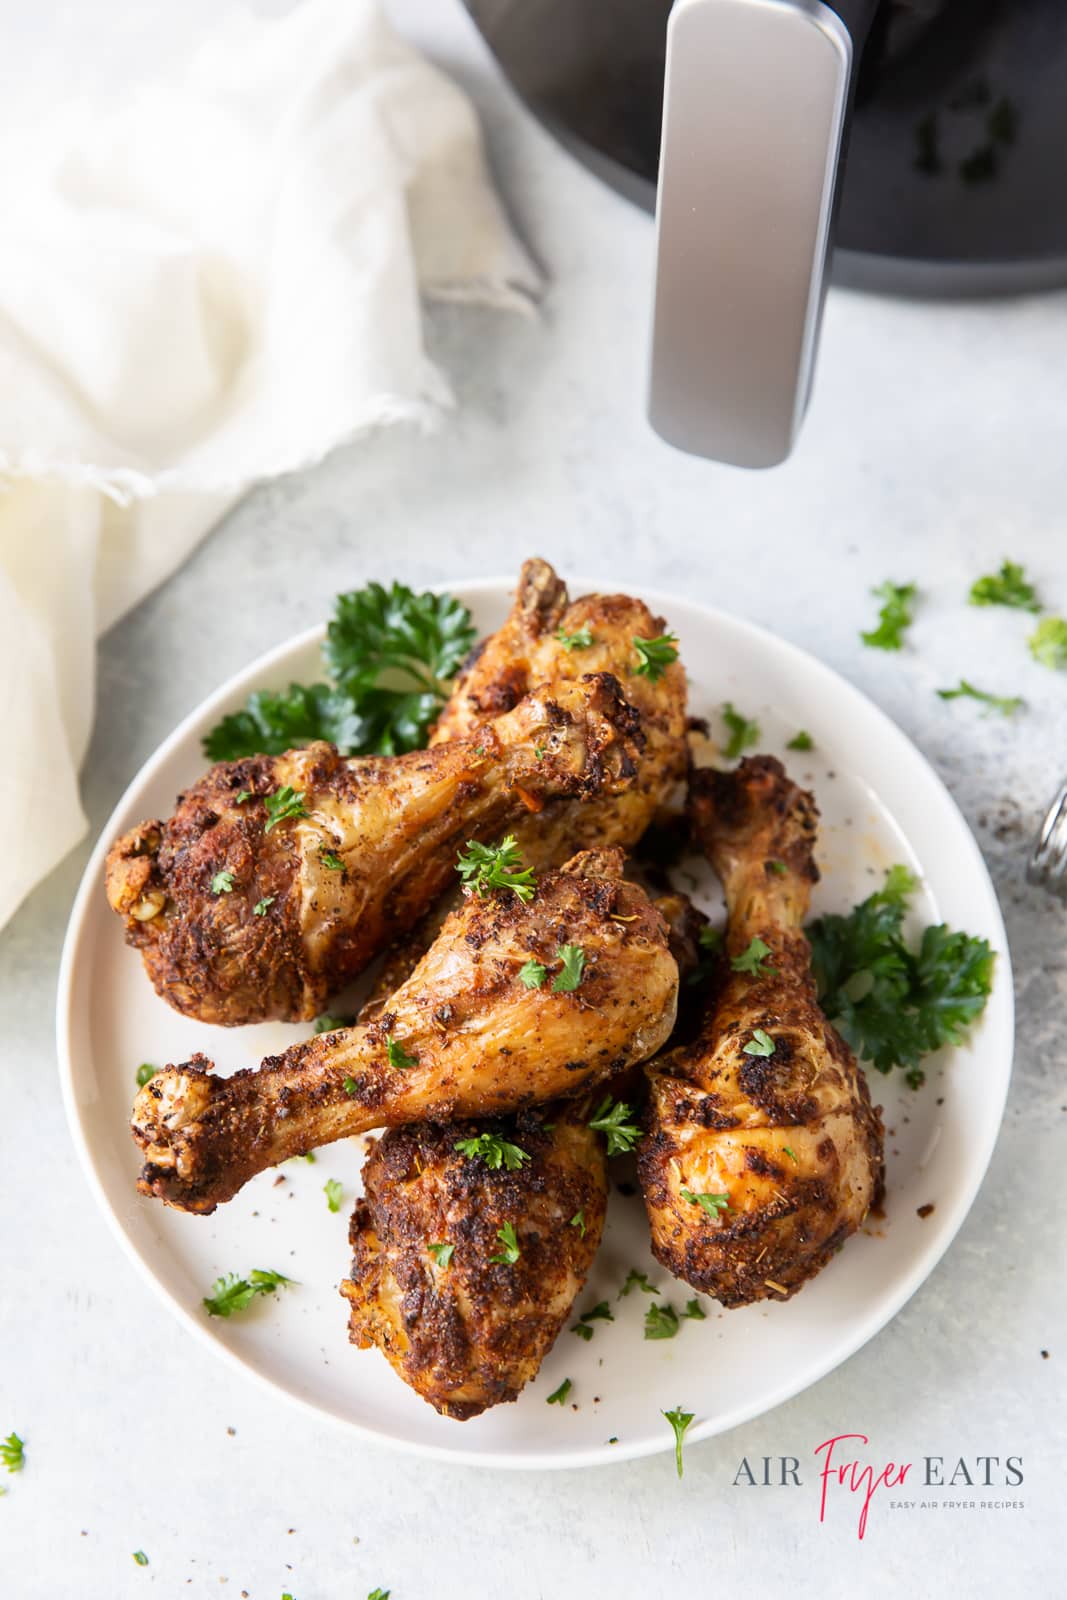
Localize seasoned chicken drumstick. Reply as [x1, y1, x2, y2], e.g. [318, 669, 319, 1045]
[638, 758, 884, 1307]
[132, 848, 678, 1213]
[341, 1099, 607, 1420]
[107, 672, 643, 1026]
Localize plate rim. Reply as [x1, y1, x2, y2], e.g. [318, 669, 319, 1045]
[56, 574, 1015, 1471]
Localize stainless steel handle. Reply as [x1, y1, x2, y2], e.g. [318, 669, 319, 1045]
[647, 0, 854, 468]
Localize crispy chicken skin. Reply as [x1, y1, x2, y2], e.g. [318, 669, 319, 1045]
[132, 849, 678, 1212]
[638, 758, 884, 1307]
[340, 1101, 607, 1419]
[106, 672, 643, 1026]
[431, 558, 688, 865]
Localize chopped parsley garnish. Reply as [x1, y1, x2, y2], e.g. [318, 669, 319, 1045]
[1029, 616, 1067, 670]
[743, 1028, 776, 1057]
[202, 1268, 293, 1318]
[783, 1146, 799, 1164]
[730, 936, 776, 976]
[263, 785, 307, 833]
[683, 1298, 706, 1321]
[342, 1077, 359, 1097]
[546, 1378, 572, 1406]
[556, 625, 595, 651]
[518, 958, 548, 989]
[456, 835, 537, 902]
[572, 1322, 593, 1342]
[663, 1407, 695, 1478]
[235, 789, 253, 805]
[699, 925, 724, 952]
[1, 1433, 25, 1472]
[787, 730, 814, 751]
[132, 1551, 149, 1566]
[937, 680, 1022, 717]
[552, 944, 586, 993]
[489, 1221, 521, 1264]
[681, 1189, 730, 1216]
[587, 1095, 643, 1155]
[253, 896, 275, 916]
[427, 1242, 454, 1268]
[619, 1269, 658, 1298]
[385, 1037, 418, 1071]
[315, 1013, 353, 1033]
[808, 863, 995, 1080]
[571, 1300, 614, 1339]
[203, 583, 476, 761]
[632, 632, 679, 682]
[211, 870, 235, 895]
[644, 1303, 681, 1340]
[323, 1179, 344, 1213]
[767, 860, 788, 875]
[367, 1589, 391, 1600]
[721, 702, 760, 760]
[569, 1209, 586, 1238]
[135, 1063, 157, 1088]
[454, 1132, 531, 1171]
[861, 580, 917, 651]
[319, 849, 345, 872]
[969, 560, 1040, 612]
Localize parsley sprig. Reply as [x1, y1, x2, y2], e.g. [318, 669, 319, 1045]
[263, 785, 308, 833]
[730, 936, 776, 976]
[937, 680, 1022, 717]
[969, 560, 1040, 612]
[587, 1096, 643, 1155]
[454, 1132, 531, 1171]
[663, 1407, 695, 1478]
[861, 581, 917, 651]
[557, 625, 595, 651]
[552, 944, 586, 993]
[681, 1189, 730, 1216]
[456, 836, 537, 902]
[633, 633, 679, 682]
[489, 1222, 521, 1264]
[202, 1268, 294, 1318]
[722, 702, 760, 760]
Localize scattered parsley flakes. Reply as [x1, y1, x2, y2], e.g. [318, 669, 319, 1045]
[456, 835, 537, 902]
[211, 869, 235, 895]
[235, 789, 253, 805]
[663, 1406, 695, 1478]
[367, 1589, 391, 1600]
[572, 1321, 594, 1342]
[619, 1268, 658, 1298]
[454, 1132, 531, 1171]
[315, 1013, 353, 1033]
[132, 1551, 149, 1567]
[569, 1209, 586, 1238]
[489, 1221, 521, 1264]
[632, 632, 679, 682]
[135, 1063, 157, 1088]
[253, 896, 276, 916]
[263, 785, 308, 833]
[722, 702, 760, 760]
[427, 1242, 454, 1269]
[587, 1095, 643, 1155]
[1029, 616, 1067, 670]
[342, 1077, 359, 1097]
[787, 730, 814, 751]
[743, 1028, 776, 1057]
[767, 860, 788, 875]
[319, 849, 345, 871]
[556, 625, 595, 651]
[546, 1378, 572, 1406]
[861, 580, 917, 650]
[552, 943, 586, 993]
[682, 1298, 707, 1321]
[730, 935, 776, 976]
[969, 560, 1040, 612]
[202, 1268, 293, 1318]
[783, 1146, 799, 1164]
[518, 958, 548, 990]
[385, 1037, 418, 1071]
[1, 1433, 25, 1472]
[323, 1179, 344, 1213]
[644, 1303, 681, 1340]
[937, 679, 1023, 717]
[571, 1300, 614, 1339]
[680, 1189, 730, 1216]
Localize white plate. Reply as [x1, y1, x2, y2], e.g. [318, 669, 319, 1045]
[57, 578, 1013, 1470]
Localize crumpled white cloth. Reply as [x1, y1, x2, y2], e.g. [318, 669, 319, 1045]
[0, 0, 539, 931]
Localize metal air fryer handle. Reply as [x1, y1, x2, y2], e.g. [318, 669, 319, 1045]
[647, 0, 877, 468]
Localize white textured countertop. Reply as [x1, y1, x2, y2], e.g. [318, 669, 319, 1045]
[2, 1, 1065, 1594]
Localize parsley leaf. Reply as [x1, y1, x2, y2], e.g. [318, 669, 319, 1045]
[385, 1037, 418, 1071]
[569, 1209, 586, 1238]
[253, 896, 275, 917]
[861, 581, 917, 650]
[323, 1179, 344, 1213]
[570, 1300, 613, 1341]
[518, 958, 548, 989]
[721, 702, 760, 760]
[367, 1590, 390, 1600]
[342, 1077, 359, 1097]
[807, 864, 995, 1077]
[787, 730, 814, 751]
[263, 786, 307, 833]
[135, 1063, 157, 1088]
[663, 1407, 695, 1478]
[211, 870, 234, 895]
[489, 1221, 521, 1264]
[546, 1378, 572, 1406]
[557, 625, 595, 651]
[743, 1029, 775, 1057]
[699, 925, 723, 952]
[1, 1433, 25, 1472]
[572, 1321, 594, 1342]
[202, 1268, 293, 1318]
[619, 1268, 658, 1298]
[937, 679, 1022, 717]
[552, 944, 586, 993]
[319, 849, 345, 872]
[681, 1189, 730, 1216]
[644, 1303, 681, 1340]
[587, 1095, 643, 1155]
[203, 683, 366, 763]
[456, 835, 537, 902]
[427, 1242, 454, 1268]
[633, 633, 679, 682]
[315, 1013, 353, 1033]
[454, 1132, 531, 1171]
[730, 936, 776, 976]
[132, 1551, 149, 1567]
[969, 560, 1040, 612]
[1029, 616, 1067, 670]
[683, 1298, 706, 1321]
[783, 1146, 799, 1164]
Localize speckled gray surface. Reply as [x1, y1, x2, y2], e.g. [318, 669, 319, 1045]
[2, 2, 1065, 1594]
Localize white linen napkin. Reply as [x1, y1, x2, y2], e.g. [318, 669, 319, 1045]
[0, 0, 539, 931]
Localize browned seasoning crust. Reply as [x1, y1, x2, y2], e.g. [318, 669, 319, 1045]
[638, 757, 885, 1308]
[341, 1102, 607, 1419]
[106, 671, 644, 1026]
[131, 848, 678, 1213]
